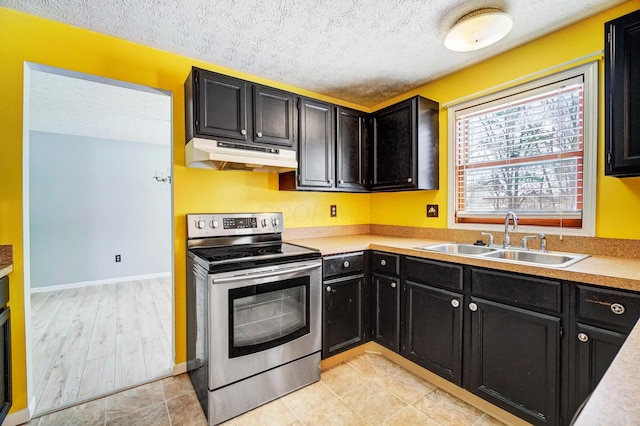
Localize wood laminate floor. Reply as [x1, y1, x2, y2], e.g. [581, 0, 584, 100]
[30, 277, 173, 415]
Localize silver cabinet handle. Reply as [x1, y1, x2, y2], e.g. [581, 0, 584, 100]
[407, 178, 413, 183]
[578, 333, 589, 342]
[339, 179, 344, 184]
[391, 282, 397, 288]
[326, 285, 332, 292]
[451, 299, 460, 308]
[611, 303, 625, 315]
[343, 261, 350, 268]
[380, 259, 387, 266]
[240, 129, 247, 135]
[257, 131, 263, 138]
[469, 302, 478, 312]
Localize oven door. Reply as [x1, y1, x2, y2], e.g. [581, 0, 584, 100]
[208, 258, 321, 390]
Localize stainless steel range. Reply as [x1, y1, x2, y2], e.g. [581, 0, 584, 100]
[186, 212, 321, 425]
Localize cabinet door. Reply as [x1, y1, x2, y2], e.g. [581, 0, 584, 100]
[323, 275, 365, 358]
[298, 98, 334, 188]
[371, 98, 415, 190]
[196, 70, 248, 141]
[570, 323, 626, 418]
[468, 297, 560, 426]
[253, 85, 294, 147]
[402, 281, 463, 385]
[373, 273, 400, 352]
[336, 107, 367, 191]
[605, 9, 640, 176]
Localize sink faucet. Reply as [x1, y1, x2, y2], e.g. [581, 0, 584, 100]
[481, 232, 494, 246]
[503, 211, 518, 248]
[521, 235, 537, 250]
[538, 233, 548, 252]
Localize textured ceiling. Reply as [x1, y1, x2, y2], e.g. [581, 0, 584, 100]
[3, 0, 627, 106]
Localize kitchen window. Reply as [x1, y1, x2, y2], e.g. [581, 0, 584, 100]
[448, 61, 597, 236]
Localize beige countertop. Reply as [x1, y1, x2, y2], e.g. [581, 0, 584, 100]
[288, 233, 640, 424]
[288, 234, 640, 291]
[0, 245, 12, 279]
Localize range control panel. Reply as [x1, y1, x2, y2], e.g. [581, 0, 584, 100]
[187, 212, 284, 238]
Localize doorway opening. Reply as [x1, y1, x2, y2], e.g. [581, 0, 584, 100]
[22, 63, 174, 416]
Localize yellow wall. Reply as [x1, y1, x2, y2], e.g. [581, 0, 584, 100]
[0, 7, 369, 413]
[371, 0, 640, 238]
[2, 0, 640, 415]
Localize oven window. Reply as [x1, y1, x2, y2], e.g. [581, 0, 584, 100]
[228, 276, 310, 358]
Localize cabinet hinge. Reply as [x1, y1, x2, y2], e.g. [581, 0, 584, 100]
[560, 327, 564, 339]
[607, 152, 612, 164]
[607, 31, 611, 43]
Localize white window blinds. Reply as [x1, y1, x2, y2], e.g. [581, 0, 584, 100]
[453, 75, 586, 227]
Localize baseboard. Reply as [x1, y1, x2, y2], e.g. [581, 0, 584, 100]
[173, 362, 187, 375]
[30, 272, 172, 293]
[3, 396, 37, 426]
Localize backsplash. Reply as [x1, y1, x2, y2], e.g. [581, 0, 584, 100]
[0, 246, 12, 265]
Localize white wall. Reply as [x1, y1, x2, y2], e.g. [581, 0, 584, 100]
[29, 131, 171, 289]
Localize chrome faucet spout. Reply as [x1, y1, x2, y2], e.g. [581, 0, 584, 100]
[503, 211, 518, 248]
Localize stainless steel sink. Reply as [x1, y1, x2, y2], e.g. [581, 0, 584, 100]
[483, 249, 589, 268]
[415, 243, 499, 255]
[414, 243, 588, 268]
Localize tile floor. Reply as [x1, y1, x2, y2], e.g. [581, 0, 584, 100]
[28, 352, 506, 426]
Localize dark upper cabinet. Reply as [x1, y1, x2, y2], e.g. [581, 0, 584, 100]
[336, 107, 368, 191]
[185, 67, 294, 148]
[371, 96, 439, 191]
[605, 9, 640, 176]
[295, 98, 335, 188]
[253, 85, 295, 146]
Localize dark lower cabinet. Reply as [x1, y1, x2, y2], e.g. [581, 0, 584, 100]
[468, 297, 561, 426]
[569, 323, 626, 418]
[0, 276, 10, 424]
[373, 273, 400, 352]
[323, 275, 366, 358]
[402, 281, 463, 385]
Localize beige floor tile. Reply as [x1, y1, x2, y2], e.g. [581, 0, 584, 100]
[341, 378, 409, 424]
[281, 381, 339, 418]
[232, 398, 298, 426]
[380, 367, 436, 404]
[161, 373, 195, 400]
[166, 391, 208, 426]
[350, 352, 405, 378]
[298, 398, 368, 426]
[37, 398, 105, 426]
[105, 380, 164, 421]
[320, 362, 371, 397]
[415, 388, 485, 425]
[105, 401, 170, 426]
[474, 413, 508, 425]
[384, 406, 440, 426]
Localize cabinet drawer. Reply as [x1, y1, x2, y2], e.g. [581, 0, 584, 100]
[323, 252, 365, 279]
[576, 285, 640, 331]
[372, 252, 399, 275]
[471, 268, 561, 314]
[405, 257, 463, 291]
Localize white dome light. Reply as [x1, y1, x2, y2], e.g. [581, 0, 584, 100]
[444, 8, 513, 52]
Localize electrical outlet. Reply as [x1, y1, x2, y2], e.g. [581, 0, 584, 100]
[115, 255, 121, 262]
[330, 205, 337, 217]
[426, 204, 439, 218]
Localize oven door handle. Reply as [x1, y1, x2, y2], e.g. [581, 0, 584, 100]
[212, 262, 320, 284]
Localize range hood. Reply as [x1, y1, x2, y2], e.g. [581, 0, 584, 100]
[186, 138, 297, 172]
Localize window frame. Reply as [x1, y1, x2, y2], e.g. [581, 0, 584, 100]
[447, 61, 598, 237]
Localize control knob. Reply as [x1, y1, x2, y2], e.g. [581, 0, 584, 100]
[261, 219, 268, 228]
[209, 220, 219, 229]
[195, 219, 206, 229]
[272, 218, 280, 227]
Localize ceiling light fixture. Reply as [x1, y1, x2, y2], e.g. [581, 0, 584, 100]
[444, 7, 513, 52]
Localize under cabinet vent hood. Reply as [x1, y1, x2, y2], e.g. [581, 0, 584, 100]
[186, 138, 297, 172]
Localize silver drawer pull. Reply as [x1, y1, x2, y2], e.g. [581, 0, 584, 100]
[611, 303, 625, 315]
[451, 299, 460, 308]
[578, 333, 589, 342]
[380, 259, 387, 266]
[391, 282, 396, 288]
[343, 261, 350, 268]
[469, 302, 478, 312]
[326, 285, 332, 292]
